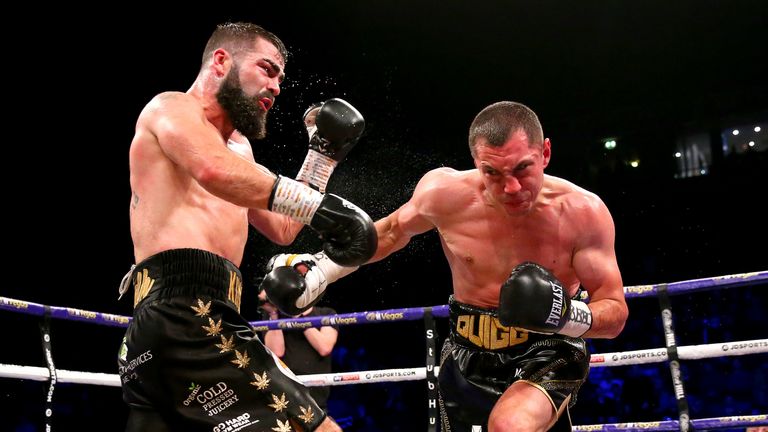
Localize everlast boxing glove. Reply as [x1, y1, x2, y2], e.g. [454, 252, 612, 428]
[296, 98, 365, 193]
[498, 262, 593, 337]
[269, 175, 377, 267]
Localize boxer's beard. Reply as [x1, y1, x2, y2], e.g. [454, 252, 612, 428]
[217, 64, 268, 141]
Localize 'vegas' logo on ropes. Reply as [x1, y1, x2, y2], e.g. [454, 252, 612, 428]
[278, 321, 313, 329]
[102, 313, 130, 325]
[0, 298, 28, 309]
[322, 316, 358, 325]
[614, 422, 662, 429]
[365, 312, 405, 321]
[66, 308, 97, 320]
[625, 285, 655, 295]
[574, 425, 603, 431]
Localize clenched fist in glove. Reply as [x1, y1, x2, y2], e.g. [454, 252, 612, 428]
[296, 98, 365, 192]
[260, 252, 358, 316]
[498, 262, 593, 337]
[269, 175, 377, 267]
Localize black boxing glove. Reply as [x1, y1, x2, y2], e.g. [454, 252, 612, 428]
[296, 98, 365, 192]
[269, 175, 377, 266]
[260, 252, 358, 316]
[498, 262, 592, 337]
[260, 266, 310, 317]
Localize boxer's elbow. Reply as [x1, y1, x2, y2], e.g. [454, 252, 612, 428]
[605, 321, 626, 339]
[271, 218, 304, 246]
[195, 161, 229, 188]
[271, 230, 299, 246]
[589, 299, 628, 339]
[605, 301, 629, 339]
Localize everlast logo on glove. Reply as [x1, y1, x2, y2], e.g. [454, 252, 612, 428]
[498, 262, 593, 337]
[544, 281, 565, 327]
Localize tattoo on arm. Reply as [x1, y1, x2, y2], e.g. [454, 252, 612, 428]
[131, 193, 139, 212]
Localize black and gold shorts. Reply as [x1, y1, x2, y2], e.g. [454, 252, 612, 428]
[438, 297, 590, 432]
[118, 248, 324, 431]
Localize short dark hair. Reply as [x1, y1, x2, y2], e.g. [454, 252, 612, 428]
[468, 101, 544, 157]
[201, 22, 287, 68]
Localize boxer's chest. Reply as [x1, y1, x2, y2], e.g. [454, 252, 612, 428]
[439, 206, 580, 293]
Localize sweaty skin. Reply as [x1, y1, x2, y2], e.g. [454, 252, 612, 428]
[372, 130, 626, 339]
[129, 37, 302, 266]
[126, 31, 342, 432]
[370, 130, 627, 431]
[259, 103, 627, 431]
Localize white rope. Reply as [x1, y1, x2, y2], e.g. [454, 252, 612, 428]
[0, 364, 121, 387]
[2, 338, 765, 387]
[588, 338, 768, 367]
[297, 367, 437, 387]
[573, 414, 768, 431]
[0, 364, 432, 388]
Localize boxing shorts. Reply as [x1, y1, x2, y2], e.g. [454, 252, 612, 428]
[438, 296, 590, 432]
[118, 248, 325, 432]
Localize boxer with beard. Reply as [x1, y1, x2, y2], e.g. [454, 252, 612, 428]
[118, 22, 374, 432]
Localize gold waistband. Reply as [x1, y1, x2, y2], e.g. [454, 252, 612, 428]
[131, 268, 242, 311]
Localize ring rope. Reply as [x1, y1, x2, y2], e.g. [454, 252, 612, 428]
[2, 269, 766, 430]
[3, 338, 766, 385]
[2, 270, 765, 328]
[572, 414, 768, 431]
[0, 364, 433, 388]
[5, 359, 766, 431]
[623, 270, 767, 298]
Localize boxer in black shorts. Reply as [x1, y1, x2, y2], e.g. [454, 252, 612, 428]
[258, 102, 629, 431]
[438, 296, 590, 432]
[119, 249, 325, 431]
[123, 21, 375, 432]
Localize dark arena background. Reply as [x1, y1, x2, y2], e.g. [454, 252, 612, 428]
[2, 2, 767, 431]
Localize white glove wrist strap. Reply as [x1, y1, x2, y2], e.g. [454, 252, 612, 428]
[559, 300, 593, 337]
[296, 149, 338, 193]
[270, 176, 323, 224]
